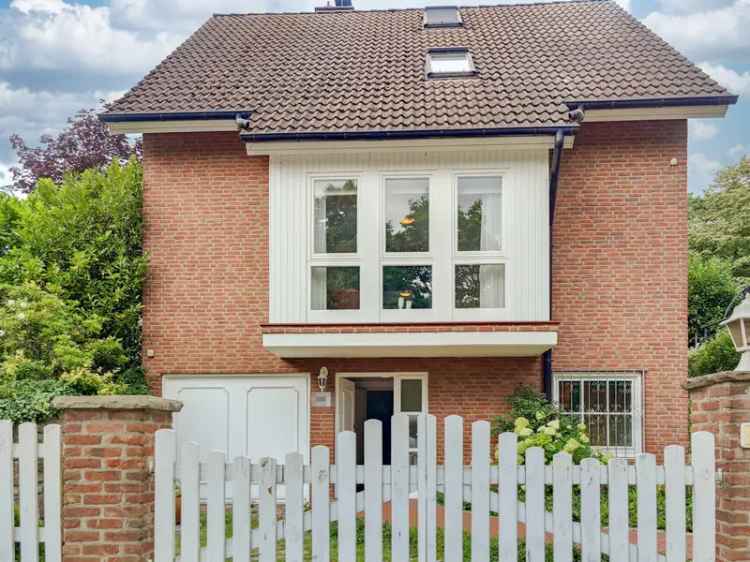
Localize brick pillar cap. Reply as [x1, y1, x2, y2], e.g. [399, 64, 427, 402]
[684, 370, 750, 390]
[52, 395, 183, 412]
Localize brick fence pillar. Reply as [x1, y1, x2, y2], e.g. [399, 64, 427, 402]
[52, 395, 182, 562]
[686, 371, 750, 562]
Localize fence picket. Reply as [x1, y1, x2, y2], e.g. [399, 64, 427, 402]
[391, 414, 410, 562]
[580, 458, 601, 562]
[608, 458, 629, 562]
[637, 454, 658, 562]
[337, 431, 357, 562]
[19, 423, 39, 562]
[207, 450, 227, 562]
[0, 421, 13, 562]
[664, 445, 686, 562]
[284, 452, 304, 562]
[42, 424, 61, 562]
[180, 442, 201, 562]
[692, 432, 716, 562]
[471, 420, 491, 562]
[499, 432, 518, 562]
[259, 457, 279, 562]
[444, 415, 464, 562]
[232, 456, 252, 562]
[426, 415, 438, 562]
[365, 420, 383, 562]
[311, 446, 330, 562]
[525, 447, 545, 562]
[154, 429, 177, 562]
[553, 452, 573, 562]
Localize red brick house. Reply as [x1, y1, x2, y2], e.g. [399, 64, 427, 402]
[101, 0, 737, 464]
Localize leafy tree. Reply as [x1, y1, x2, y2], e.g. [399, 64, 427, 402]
[0, 161, 147, 365]
[688, 253, 737, 345]
[689, 157, 750, 279]
[8, 108, 142, 194]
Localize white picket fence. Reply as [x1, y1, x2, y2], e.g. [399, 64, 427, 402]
[154, 414, 716, 562]
[0, 421, 62, 562]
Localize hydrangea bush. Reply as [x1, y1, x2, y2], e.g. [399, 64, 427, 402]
[493, 385, 607, 464]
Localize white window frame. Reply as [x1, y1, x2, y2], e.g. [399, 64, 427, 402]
[308, 174, 364, 322]
[452, 172, 509, 321]
[553, 371, 643, 458]
[425, 48, 477, 79]
[380, 173, 438, 323]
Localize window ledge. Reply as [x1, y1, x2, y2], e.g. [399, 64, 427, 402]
[261, 322, 558, 358]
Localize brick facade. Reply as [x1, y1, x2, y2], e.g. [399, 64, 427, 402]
[687, 372, 750, 562]
[553, 120, 689, 455]
[141, 119, 688, 457]
[54, 396, 181, 562]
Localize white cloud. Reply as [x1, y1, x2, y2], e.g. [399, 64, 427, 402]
[689, 120, 720, 141]
[698, 62, 750, 95]
[0, 162, 13, 191]
[689, 152, 722, 193]
[1, 0, 181, 76]
[643, 0, 750, 63]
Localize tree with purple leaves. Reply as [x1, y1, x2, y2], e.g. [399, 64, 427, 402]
[8, 108, 141, 193]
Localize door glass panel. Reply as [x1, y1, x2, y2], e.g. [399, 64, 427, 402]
[455, 264, 505, 308]
[383, 265, 432, 309]
[400, 379, 423, 412]
[385, 178, 429, 253]
[313, 179, 357, 254]
[457, 176, 502, 251]
[311, 266, 360, 310]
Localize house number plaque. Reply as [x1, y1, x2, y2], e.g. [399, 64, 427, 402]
[741, 423, 750, 449]
[313, 392, 332, 408]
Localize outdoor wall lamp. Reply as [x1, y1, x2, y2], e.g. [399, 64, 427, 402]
[721, 289, 750, 371]
[318, 367, 329, 392]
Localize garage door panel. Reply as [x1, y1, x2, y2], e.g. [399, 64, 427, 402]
[172, 386, 229, 462]
[246, 387, 301, 463]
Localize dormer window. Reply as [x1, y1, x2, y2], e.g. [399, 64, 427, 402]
[423, 6, 462, 28]
[426, 48, 477, 78]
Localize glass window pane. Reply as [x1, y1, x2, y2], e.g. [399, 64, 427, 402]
[608, 380, 632, 413]
[457, 176, 502, 251]
[314, 179, 357, 254]
[585, 414, 608, 447]
[609, 414, 633, 448]
[400, 380, 422, 412]
[383, 266, 432, 309]
[424, 7, 460, 26]
[584, 380, 607, 412]
[455, 264, 505, 308]
[311, 266, 360, 310]
[385, 178, 429, 253]
[429, 51, 471, 73]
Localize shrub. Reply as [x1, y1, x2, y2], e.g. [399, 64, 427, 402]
[492, 385, 605, 464]
[688, 330, 740, 377]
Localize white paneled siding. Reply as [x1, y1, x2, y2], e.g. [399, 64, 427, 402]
[269, 148, 550, 323]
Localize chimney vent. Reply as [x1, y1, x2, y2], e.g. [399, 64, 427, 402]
[315, 0, 354, 12]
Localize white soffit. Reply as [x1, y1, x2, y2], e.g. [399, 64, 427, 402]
[246, 135, 575, 156]
[583, 105, 729, 122]
[262, 331, 558, 358]
[107, 120, 238, 134]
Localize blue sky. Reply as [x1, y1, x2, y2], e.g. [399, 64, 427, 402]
[0, 0, 748, 193]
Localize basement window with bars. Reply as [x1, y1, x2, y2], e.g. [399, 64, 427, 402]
[553, 372, 643, 457]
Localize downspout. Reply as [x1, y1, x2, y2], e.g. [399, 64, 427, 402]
[543, 128, 566, 400]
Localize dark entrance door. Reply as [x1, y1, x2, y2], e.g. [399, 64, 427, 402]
[366, 390, 394, 465]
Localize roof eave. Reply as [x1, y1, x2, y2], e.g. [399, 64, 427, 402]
[99, 110, 252, 123]
[563, 95, 739, 110]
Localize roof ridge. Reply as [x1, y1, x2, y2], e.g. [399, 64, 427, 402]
[212, 0, 610, 18]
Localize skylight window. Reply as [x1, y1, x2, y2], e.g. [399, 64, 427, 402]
[424, 6, 462, 28]
[426, 48, 477, 78]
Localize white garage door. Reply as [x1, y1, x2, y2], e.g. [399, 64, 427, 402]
[163, 375, 310, 466]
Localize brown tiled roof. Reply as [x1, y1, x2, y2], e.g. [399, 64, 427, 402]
[102, 0, 734, 135]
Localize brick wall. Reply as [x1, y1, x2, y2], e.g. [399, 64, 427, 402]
[55, 396, 181, 562]
[142, 120, 689, 457]
[553, 120, 689, 454]
[687, 372, 750, 562]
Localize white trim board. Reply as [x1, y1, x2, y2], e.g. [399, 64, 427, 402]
[247, 135, 575, 156]
[262, 330, 558, 358]
[582, 105, 729, 122]
[107, 120, 238, 134]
